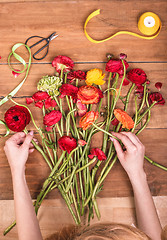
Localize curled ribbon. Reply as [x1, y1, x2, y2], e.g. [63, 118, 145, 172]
[0, 120, 10, 137]
[0, 43, 31, 137]
[84, 9, 161, 43]
[0, 43, 31, 106]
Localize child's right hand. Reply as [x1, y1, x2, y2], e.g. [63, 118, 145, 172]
[111, 132, 145, 179]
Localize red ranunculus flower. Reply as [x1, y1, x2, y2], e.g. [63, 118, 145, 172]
[43, 110, 62, 127]
[127, 68, 147, 85]
[26, 91, 57, 109]
[32, 91, 50, 101]
[52, 55, 74, 73]
[5, 105, 31, 132]
[35, 101, 44, 109]
[67, 70, 86, 83]
[59, 84, 78, 102]
[58, 135, 77, 153]
[135, 85, 144, 99]
[123, 78, 130, 86]
[148, 92, 165, 105]
[79, 111, 99, 130]
[105, 59, 129, 77]
[45, 97, 57, 109]
[77, 86, 103, 104]
[111, 118, 122, 132]
[88, 148, 107, 161]
[111, 118, 119, 126]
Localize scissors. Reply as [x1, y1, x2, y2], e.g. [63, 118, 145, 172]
[25, 32, 58, 60]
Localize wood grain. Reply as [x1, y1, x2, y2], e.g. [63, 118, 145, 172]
[1, 128, 167, 200]
[1, 197, 167, 240]
[0, 62, 167, 131]
[0, 1, 167, 239]
[0, 0, 166, 62]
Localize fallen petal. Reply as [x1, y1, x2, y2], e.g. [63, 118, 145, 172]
[155, 82, 162, 91]
[12, 69, 21, 78]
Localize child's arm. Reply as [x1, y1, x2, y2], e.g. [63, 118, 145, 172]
[111, 132, 162, 240]
[4, 131, 43, 240]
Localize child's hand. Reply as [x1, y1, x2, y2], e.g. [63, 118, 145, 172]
[111, 132, 145, 179]
[4, 131, 36, 176]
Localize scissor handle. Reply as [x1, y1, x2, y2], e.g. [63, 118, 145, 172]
[33, 44, 49, 60]
[25, 36, 49, 61]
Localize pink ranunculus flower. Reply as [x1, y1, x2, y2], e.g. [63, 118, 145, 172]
[78, 139, 87, 146]
[76, 99, 87, 117]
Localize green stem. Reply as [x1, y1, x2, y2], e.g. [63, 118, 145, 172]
[92, 123, 119, 141]
[144, 155, 167, 171]
[92, 156, 117, 200]
[70, 187, 81, 223]
[131, 96, 138, 133]
[136, 102, 156, 125]
[137, 83, 147, 114]
[136, 93, 151, 135]
[24, 129, 53, 170]
[51, 157, 96, 191]
[124, 83, 135, 112]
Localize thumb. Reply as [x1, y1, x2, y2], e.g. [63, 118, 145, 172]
[22, 131, 34, 148]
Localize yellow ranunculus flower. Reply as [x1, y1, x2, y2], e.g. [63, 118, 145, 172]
[86, 68, 105, 86]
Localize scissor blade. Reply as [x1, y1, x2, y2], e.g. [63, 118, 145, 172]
[49, 32, 59, 41]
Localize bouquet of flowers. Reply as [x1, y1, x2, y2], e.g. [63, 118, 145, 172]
[3, 53, 166, 234]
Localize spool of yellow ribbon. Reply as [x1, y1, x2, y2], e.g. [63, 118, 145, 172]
[84, 9, 161, 43]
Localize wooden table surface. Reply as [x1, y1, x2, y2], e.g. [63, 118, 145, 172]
[0, 0, 167, 239]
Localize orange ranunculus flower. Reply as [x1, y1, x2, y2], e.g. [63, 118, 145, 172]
[86, 68, 105, 86]
[114, 109, 134, 130]
[77, 85, 103, 104]
[79, 111, 99, 130]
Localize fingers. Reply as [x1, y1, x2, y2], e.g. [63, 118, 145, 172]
[112, 138, 125, 161]
[29, 148, 35, 154]
[5, 132, 26, 145]
[22, 131, 34, 148]
[121, 132, 141, 145]
[29, 139, 38, 148]
[112, 132, 136, 152]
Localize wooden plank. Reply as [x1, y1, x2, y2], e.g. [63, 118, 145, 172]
[0, 0, 166, 62]
[0, 196, 167, 240]
[0, 62, 167, 130]
[0, 128, 167, 200]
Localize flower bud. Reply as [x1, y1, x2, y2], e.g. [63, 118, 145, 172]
[78, 140, 87, 146]
[119, 53, 127, 60]
[106, 53, 114, 60]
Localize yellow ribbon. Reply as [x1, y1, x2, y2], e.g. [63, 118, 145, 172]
[84, 9, 161, 43]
